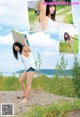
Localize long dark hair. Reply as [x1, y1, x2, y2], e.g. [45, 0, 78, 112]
[46, 5, 56, 21]
[64, 32, 70, 41]
[13, 42, 23, 60]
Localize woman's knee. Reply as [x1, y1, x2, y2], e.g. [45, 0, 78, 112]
[19, 77, 24, 84]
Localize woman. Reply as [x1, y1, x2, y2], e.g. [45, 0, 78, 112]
[64, 32, 74, 44]
[64, 32, 74, 52]
[13, 40, 36, 103]
[37, 0, 57, 30]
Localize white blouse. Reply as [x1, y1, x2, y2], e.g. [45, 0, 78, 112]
[21, 53, 36, 70]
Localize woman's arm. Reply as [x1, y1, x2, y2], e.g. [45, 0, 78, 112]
[39, 0, 47, 30]
[70, 36, 75, 39]
[23, 39, 31, 52]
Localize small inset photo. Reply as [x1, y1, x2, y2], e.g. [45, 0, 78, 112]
[59, 25, 79, 54]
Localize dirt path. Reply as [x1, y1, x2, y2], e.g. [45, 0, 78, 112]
[0, 90, 76, 116]
[64, 110, 80, 117]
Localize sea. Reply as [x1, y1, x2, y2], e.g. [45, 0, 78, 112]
[1, 69, 71, 78]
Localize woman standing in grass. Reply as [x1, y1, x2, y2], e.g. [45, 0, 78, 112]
[12, 39, 36, 103]
[35, 0, 57, 30]
[64, 32, 75, 52]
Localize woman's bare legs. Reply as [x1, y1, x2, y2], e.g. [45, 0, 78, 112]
[21, 72, 35, 102]
[19, 71, 27, 97]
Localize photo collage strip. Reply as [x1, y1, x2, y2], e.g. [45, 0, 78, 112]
[27, 0, 79, 54]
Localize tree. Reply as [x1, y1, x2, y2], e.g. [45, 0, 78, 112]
[35, 53, 42, 77]
[56, 55, 68, 77]
[71, 55, 80, 97]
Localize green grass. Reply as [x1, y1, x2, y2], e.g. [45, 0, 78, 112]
[0, 75, 76, 97]
[59, 42, 72, 53]
[0, 77, 4, 90]
[59, 38, 78, 54]
[56, 6, 72, 15]
[0, 74, 80, 117]
[28, 9, 39, 24]
[56, 6, 73, 24]
[32, 75, 76, 97]
[56, 5, 66, 11]
[13, 99, 80, 117]
[0, 75, 21, 91]
[73, 38, 78, 54]
[64, 13, 73, 24]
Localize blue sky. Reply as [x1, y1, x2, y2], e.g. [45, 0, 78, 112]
[0, 31, 80, 72]
[0, 0, 80, 73]
[0, 0, 29, 36]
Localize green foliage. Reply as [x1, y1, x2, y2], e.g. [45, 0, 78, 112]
[0, 77, 4, 90]
[32, 75, 75, 97]
[73, 38, 78, 54]
[28, 9, 38, 23]
[0, 75, 76, 97]
[1, 76, 21, 91]
[71, 56, 80, 97]
[64, 13, 73, 24]
[16, 99, 80, 117]
[56, 55, 67, 77]
[59, 38, 78, 54]
[57, 6, 71, 16]
[59, 42, 72, 53]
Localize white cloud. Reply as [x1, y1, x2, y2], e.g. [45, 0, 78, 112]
[0, 0, 29, 31]
[58, 24, 79, 38]
[0, 33, 14, 45]
[41, 62, 53, 69]
[41, 51, 55, 56]
[0, 50, 24, 72]
[28, 32, 59, 47]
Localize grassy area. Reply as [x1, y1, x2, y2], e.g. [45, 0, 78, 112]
[56, 6, 73, 24]
[59, 38, 78, 54]
[28, 9, 39, 24]
[1, 75, 80, 117]
[64, 13, 73, 24]
[56, 6, 72, 15]
[59, 42, 72, 53]
[73, 38, 78, 54]
[56, 5, 66, 10]
[0, 75, 20, 91]
[0, 75, 76, 97]
[14, 99, 80, 117]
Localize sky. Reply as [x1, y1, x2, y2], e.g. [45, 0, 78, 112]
[0, 31, 80, 72]
[0, 0, 80, 73]
[0, 0, 29, 36]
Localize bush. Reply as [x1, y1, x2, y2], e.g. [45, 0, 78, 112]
[71, 56, 80, 97]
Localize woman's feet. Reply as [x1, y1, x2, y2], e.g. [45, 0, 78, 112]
[17, 95, 25, 99]
[17, 93, 25, 99]
[20, 98, 28, 103]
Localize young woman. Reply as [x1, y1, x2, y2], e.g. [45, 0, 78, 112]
[64, 32, 74, 44]
[13, 40, 36, 103]
[37, 0, 57, 30]
[64, 32, 74, 52]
